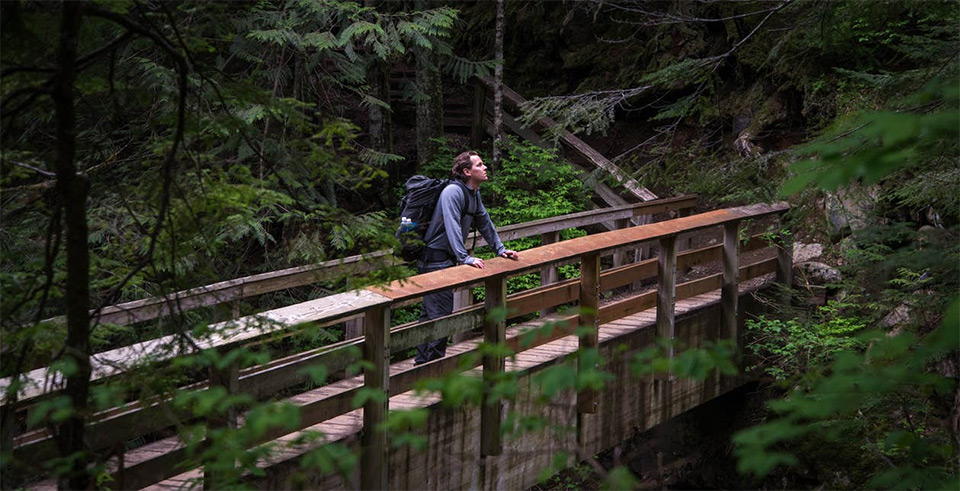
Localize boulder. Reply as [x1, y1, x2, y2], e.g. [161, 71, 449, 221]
[794, 261, 841, 286]
[792, 242, 823, 264]
[880, 303, 913, 331]
[821, 185, 880, 236]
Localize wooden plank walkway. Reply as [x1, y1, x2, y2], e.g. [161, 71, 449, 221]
[140, 278, 762, 490]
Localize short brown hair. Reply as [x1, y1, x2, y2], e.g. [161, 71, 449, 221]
[451, 151, 479, 182]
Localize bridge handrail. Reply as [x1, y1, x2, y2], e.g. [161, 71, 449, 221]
[6, 202, 792, 490]
[0, 200, 776, 407]
[10, 232, 777, 463]
[37, 195, 696, 328]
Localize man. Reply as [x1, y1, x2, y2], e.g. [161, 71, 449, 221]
[415, 151, 519, 364]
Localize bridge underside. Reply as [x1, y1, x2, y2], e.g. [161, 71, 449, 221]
[135, 278, 773, 491]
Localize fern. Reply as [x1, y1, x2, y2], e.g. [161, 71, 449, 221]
[442, 55, 496, 83]
[518, 86, 651, 139]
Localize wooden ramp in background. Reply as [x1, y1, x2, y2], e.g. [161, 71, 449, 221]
[475, 76, 659, 224]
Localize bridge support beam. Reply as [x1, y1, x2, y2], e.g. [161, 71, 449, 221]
[539, 231, 560, 316]
[578, 252, 600, 414]
[612, 219, 630, 269]
[656, 236, 677, 360]
[481, 275, 506, 456]
[722, 222, 740, 363]
[361, 306, 390, 491]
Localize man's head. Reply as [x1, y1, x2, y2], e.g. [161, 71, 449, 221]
[451, 151, 489, 187]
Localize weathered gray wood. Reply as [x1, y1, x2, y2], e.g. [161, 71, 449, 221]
[450, 288, 474, 343]
[677, 208, 693, 252]
[657, 236, 677, 360]
[578, 252, 600, 414]
[612, 219, 631, 268]
[43, 250, 395, 328]
[540, 231, 560, 317]
[343, 317, 364, 340]
[722, 222, 740, 348]
[481, 275, 506, 456]
[2, 289, 393, 405]
[540, 231, 560, 286]
[361, 306, 390, 491]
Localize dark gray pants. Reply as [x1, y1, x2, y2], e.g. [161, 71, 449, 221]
[415, 259, 454, 364]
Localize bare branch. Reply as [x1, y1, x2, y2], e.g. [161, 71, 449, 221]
[84, 6, 190, 323]
[7, 159, 56, 178]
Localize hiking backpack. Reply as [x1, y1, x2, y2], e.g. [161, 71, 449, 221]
[395, 176, 482, 262]
[395, 176, 450, 261]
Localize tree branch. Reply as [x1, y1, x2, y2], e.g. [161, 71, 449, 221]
[84, 6, 190, 323]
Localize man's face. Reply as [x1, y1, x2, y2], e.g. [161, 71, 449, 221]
[464, 155, 489, 183]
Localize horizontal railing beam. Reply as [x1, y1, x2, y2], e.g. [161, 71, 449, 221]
[372, 203, 788, 302]
[470, 195, 697, 247]
[2, 289, 394, 405]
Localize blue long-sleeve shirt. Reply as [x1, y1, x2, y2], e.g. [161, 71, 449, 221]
[423, 181, 506, 265]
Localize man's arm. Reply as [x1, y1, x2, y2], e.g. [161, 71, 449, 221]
[438, 185, 479, 265]
[475, 198, 506, 256]
[476, 198, 519, 260]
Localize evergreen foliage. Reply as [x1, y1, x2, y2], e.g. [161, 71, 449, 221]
[1, 0, 957, 487]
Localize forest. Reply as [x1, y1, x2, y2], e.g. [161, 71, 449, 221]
[1, 0, 957, 489]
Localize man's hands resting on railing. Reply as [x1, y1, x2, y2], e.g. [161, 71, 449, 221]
[467, 249, 519, 269]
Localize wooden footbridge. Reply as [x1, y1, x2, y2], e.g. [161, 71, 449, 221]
[1, 197, 792, 490]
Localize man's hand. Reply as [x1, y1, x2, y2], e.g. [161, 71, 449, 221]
[500, 250, 519, 260]
[468, 258, 485, 269]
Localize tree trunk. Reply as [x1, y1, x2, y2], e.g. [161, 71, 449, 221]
[366, 0, 393, 154]
[492, 0, 505, 168]
[52, 2, 91, 489]
[414, 0, 443, 167]
[368, 60, 392, 153]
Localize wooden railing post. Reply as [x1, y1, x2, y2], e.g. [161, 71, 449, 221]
[540, 231, 560, 316]
[578, 252, 600, 414]
[344, 315, 364, 340]
[361, 305, 390, 490]
[481, 275, 506, 456]
[722, 222, 740, 359]
[612, 218, 630, 269]
[204, 359, 239, 490]
[540, 231, 560, 286]
[656, 236, 677, 361]
[677, 208, 693, 252]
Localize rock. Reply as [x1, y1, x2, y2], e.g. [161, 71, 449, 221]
[839, 236, 857, 255]
[792, 242, 823, 264]
[821, 185, 880, 236]
[794, 261, 841, 286]
[880, 304, 913, 331]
